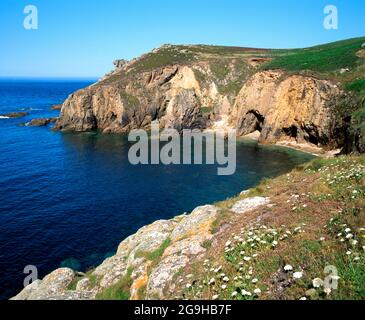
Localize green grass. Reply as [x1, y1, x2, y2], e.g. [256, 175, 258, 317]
[120, 90, 140, 108]
[201, 107, 213, 114]
[135, 238, 172, 263]
[343, 78, 365, 133]
[188, 45, 269, 56]
[130, 46, 196, 73]
[66, 269, 99, 291]
[264, 37, 365, 73]
[345, 78, 365, 92]
[210, 61, 231, 80]
[95, 267, 134, 300]
[67, 275, 83, 291]
[147, 238, 171, 261]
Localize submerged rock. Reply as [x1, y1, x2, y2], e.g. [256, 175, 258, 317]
[0, 112, 29, 118]
[28, 117, 58, 127]
[50, 104, 62, 111]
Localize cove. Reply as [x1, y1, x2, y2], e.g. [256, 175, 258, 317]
[0, 80, 314, 300]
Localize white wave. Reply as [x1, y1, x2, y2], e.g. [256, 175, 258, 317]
[0, 116, 10, 119]
[19, 108, 42, 111]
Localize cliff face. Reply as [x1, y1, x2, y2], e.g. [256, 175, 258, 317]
[232, 71, 341, 147]
[53, 43, 364, 152]
[54, 45, 254, 134]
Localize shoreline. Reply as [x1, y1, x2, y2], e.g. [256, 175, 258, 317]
[239, 131, 340, 158]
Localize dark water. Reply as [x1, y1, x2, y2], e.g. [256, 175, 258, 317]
[0, 80, 314, 299]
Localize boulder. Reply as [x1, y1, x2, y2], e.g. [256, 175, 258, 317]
[50, 104, 62, 111]
[170, 205, 219, 242]
[12, 268, 75, 300]
[28, 117, 58, 127]
[231, 197, 270, 214]
[0, 112, 29, 118]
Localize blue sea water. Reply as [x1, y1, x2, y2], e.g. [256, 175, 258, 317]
[0, 80, 314, 300]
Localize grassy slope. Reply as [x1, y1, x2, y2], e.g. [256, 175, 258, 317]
[172, 155, 365, 300]
[124, 37, 365, 79]
[264, 37, 365, 73]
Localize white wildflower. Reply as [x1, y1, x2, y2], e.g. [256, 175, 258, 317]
[324, 287, 332, 295]
[284, 265, 293, 272]
[293, 272, 303, 279]
[312, 278, 324, 288]
[241, 289, 252, 296]
[254, 288, 262, 295]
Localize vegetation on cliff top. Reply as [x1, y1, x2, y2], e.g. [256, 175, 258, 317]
[124, 37, 365, 77]
[264, 37, 365, 73]
[171, 155, 365, 300]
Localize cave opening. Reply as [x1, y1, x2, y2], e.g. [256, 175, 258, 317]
[305, 134, 319, 146]
[248, 110, 265, 132]
[283, 125, 298, 139]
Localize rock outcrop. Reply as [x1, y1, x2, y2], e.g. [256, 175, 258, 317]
[231, 197, 270, 214]
[54, 65, 216, 133]
[28, 117, 58, 127]
[14, 203, 259, 300]
[0, 112, 29, 118]
[51, 44, 360, 152]
[231, 71, 341, 147]
[50, 104, 62, 111]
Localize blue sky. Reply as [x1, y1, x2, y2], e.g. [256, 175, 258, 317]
[0, 0, 364, 78]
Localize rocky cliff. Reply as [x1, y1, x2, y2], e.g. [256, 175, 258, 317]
[231, 71, 341, 147]
[53, 40, 365, 153]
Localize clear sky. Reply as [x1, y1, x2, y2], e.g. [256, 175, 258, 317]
[0, 0, 364, 78]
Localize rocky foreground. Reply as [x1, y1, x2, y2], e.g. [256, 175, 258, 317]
[13, 156, 365, 300]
